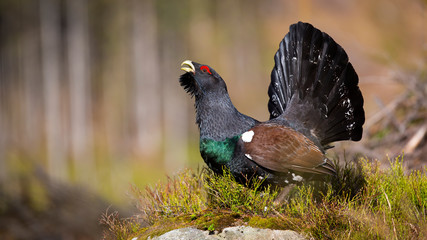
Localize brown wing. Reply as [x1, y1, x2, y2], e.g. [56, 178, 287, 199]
[242, 123, 335, 175]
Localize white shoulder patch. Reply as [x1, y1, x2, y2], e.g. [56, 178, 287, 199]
[241, 130, 254, 143]
[245, 153, 253, 160]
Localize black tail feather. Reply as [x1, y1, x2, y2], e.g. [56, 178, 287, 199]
[268, 22, 365, 146]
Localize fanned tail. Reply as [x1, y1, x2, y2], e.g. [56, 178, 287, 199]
[268, 22, 365, 146]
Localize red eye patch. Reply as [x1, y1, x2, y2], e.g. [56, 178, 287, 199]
[200, 66, 212, 74]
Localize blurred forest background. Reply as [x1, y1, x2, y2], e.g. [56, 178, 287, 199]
[0, 0, 426, 239]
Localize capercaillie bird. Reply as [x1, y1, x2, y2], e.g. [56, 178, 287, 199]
[179, 22, 365, 187]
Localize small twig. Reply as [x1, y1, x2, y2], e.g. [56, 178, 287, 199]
[404, 124, 427, 154]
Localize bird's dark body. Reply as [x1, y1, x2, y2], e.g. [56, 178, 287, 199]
[179, 22, 365, 187]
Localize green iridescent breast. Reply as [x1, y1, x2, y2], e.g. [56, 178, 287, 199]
[200, 135, 240, 165]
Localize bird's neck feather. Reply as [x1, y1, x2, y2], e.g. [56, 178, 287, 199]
[195, 93, 255, 141]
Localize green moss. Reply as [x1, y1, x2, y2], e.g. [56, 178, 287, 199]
[195, 211, 240, 232]
[248, 216, 283, 229]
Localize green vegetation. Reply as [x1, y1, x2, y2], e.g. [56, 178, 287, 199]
[101, 156, 427, 240]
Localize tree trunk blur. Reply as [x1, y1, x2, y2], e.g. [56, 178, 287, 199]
[66, 0, 95, 184]
[159, 1, 189, 173]
[131, 0, 161, 155]
[40, 0, 66, 180]
[0, 54, 6, 193]
[22, 18, 42, 157]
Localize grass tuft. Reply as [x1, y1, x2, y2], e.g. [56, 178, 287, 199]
[101, 156, 427, 240]
[203, 167, 279, 214]
[131, 169, 206, 224]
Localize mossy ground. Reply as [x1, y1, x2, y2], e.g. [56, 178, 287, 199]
[101, 156, 427, 240]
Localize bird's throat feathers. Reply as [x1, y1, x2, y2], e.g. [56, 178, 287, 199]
[194, 93, 258, 142]
[195, 94, 236, 138]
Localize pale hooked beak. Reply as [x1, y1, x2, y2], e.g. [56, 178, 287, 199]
[181, 60, 195, 73]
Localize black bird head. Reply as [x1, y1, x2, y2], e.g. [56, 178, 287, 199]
[179, 60, 256, 141]
[180, 60, 227, 98]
